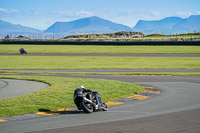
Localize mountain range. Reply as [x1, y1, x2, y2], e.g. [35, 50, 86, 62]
[133, 15, 200, 35]
[0, 20, 41, 33]
[44, 16, 133, 35]
[0, 15, 200, 38]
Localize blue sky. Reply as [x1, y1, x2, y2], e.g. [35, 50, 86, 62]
[1, 0, 200, 30]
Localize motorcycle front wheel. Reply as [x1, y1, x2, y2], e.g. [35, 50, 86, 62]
[102, 102, 108, 111]
[80, 101, 94, 113]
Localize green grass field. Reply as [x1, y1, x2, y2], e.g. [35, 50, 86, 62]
[0, 45, 200, 53]
[0, 75, 143, 117]
[0, 56, 199, 69]
[1, 71, 200, 76]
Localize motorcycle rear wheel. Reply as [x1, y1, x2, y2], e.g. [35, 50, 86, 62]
[80, 101, 94, 113]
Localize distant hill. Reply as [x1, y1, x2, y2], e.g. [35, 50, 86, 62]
[0, 20, 42, 38]
[63, 31, 143, 39]
[133, 15, 200, 35]
[0, 20, 41, 34]
[45, 16, 134, 35]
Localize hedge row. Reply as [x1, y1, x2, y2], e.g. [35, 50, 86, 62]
[1, 40, 200, 45]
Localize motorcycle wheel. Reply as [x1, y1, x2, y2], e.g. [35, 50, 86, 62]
[102, 102, 108, 111]
[80, 101, 94, 113]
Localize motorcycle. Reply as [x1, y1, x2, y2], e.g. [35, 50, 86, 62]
[73, 88, 108, 113]
[19, 48, 27, 55]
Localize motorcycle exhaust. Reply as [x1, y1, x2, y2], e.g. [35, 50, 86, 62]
[83, 97, 94, 104]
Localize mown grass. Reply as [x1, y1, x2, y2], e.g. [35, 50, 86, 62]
[0, 45, 200, 53]
[1, 71, 200, 76]
[0, 75, 143, 117]
[0, 56, 199, 69]
[44, 72, 200, 76]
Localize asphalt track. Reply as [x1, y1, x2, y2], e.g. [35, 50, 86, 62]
[0, 79, 49, 100]
[2, 69, 200, 72]
[0, 74, 200, 133]
[0, 53, 200, 57]
[0, 53, 200, 133]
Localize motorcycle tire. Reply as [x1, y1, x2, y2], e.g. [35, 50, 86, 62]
[80, 101, 94, 113]
[102, 102, 108, 111]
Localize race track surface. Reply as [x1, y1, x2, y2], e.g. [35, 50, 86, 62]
[30, 108, 200, 133]
[0, 79, 49, 100]
[3, 69, 200, 72]
[0, 74, 200, 133]
[0, 53, 200, 57]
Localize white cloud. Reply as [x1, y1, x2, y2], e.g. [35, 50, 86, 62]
[176, 11, 192, 18]
[0, 8, 8, 12]
[0, 8, 19, 14]
[197, 11, 200, 14]
[151, 11, 159, 17]
[58, 10, 93, 17]
[10, 9, 19, 13]
[117, 10, 134, 16]
[26, 10, 39, 16]
[0, 8, 19, 18]
[176, 11, 200, 18]
[74, 11, 93, 17]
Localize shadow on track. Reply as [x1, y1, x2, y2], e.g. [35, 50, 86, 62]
[38, 108, 82, 115]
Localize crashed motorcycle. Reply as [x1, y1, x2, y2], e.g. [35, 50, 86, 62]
[73, 88, 108, 113]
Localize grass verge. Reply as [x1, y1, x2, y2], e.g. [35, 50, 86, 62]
[0, 75, 143, 117]
[1, 71, 200, 76]
[0, 45, 200, 54]
[55, 72, 200, 76]
[102, 72, 200, 76]
[0, 56, 200, 69]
